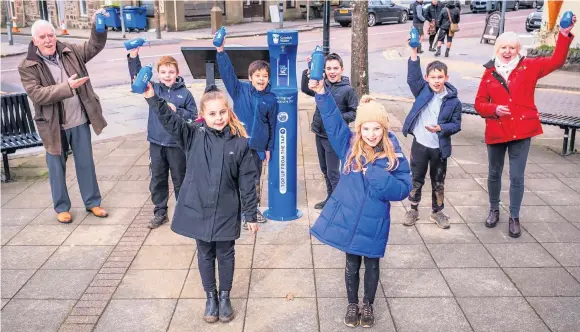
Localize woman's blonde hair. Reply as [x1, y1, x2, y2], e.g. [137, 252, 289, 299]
[494, 31, 522, 56]
[343, 95, 399, 173]
[200, 86, 248, 138]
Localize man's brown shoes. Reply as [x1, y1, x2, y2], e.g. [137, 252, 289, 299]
[57, 212, 73, 223]
[86, 207, 109, 218]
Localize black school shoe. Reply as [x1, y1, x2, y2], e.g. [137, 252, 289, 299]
[344, 303, 360, 327]
[219, 291, 235, 322]
[203, 290, 219, 323]
[360, 303, 375, 328]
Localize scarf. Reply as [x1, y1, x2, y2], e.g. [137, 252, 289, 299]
[494, 55, 521, 81]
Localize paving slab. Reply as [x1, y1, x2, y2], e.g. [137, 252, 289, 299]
[1, 245, 58, 269]
[387, 224, 423, 245]
[504, 268, 580, 296]
[81, 207, 139, 225]
[427, 244, 498, 268]
[113, 269, 187, 299]
[388, 297, 472, 332]
[42, 245, 114, 270]
[416, 224, 479, 244]
[527, 297, 580, 332]
[15, 270, 97, 300]
[181, 269, 251, 299]
[7, 224, 76, 246]
[253, 244, 313, 269]
[244, 298, 318, 332]
[1, 269, 36, 298]
[381, 244, 436, 268]
[467, 222, 537, 243]
[143, 226, 193, 245]
[381, 269, 453, 297]
[542, 243, 580, 266]
[1, 208, 44, 225]
[131, 245, 194, 270]
[523, 222, 580, 243]
[94, 299, 176, 332]
[64, 225, 128, 246]
[0, 299, 76, 332]
[484, 243, 560, 267]
[457, 297, 550, 332]
[249, 268, 315, 298]
[440, 268, 520, 297]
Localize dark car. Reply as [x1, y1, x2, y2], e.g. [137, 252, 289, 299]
[520, 0, 544, 9]
[526, 6, 543, 32]
[470, 0, 519, 13]
[334, 0, 409, 27]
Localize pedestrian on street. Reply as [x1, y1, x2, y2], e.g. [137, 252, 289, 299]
[308, 80, 412, 328]
[215, 35, 278, 227]
[18, 10, 110, 223]
[474, 16, 576, 238]
[143, 83, 259, 324]
[402, 40, 462, 229]
[435, 1, 460, 57]
[425, 0, 443, 52]
[411, 0, 427, 53]
[301, 53, 358, 210]
[127, 49, 197, 229]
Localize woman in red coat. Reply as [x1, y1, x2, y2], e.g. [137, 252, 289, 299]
[475, 16, 576, 238]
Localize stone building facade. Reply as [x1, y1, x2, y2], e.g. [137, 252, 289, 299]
[4, 0, 317, 32]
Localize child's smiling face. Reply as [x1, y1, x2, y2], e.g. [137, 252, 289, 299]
[158, 64, 178, 87]
[202, 99, 230, 131]
[249, 69, 270, 91]
[425, 69, 448, 93]
[361, 122, 384, 148]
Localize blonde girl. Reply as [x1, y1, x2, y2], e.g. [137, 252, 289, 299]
[144, 83, 259, 324]
[308, 80, 412, 328]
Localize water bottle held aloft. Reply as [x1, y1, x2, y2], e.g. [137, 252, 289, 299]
[132, 65, 153, 94]
[560, 11, 574, 29]
[310, 46, 325, 81]
[410, 27, 420, 48]
[213, 26, 227, 47]
[95, 13, 106, 33]
[124, 38, 149, 51]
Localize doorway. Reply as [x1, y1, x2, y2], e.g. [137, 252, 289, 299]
[243, 0, 264, 22]
[38, 0, 49, 21]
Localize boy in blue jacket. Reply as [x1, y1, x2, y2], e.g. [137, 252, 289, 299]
[215, 36, 278, 225]
[128, 49, 197, 229]
[402, 41, 462, 229]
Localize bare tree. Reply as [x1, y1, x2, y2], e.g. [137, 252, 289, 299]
[154, 0, 161, 39]
[350, 0, 369, 96]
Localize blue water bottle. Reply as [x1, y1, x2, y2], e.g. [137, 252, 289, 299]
[561, 11, 574, 29]
[124, 37, 148, 51]
[95, 13, 106, 33]
[131, 64, 153, 94]
[410, 26, 420, 48]
[309, 46, 325, 81]
[213, 26, 226, 47]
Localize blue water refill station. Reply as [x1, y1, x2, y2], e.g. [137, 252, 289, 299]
[263, 30, 302, 221]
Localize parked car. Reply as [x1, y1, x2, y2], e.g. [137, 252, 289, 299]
[520, 0, 544, 9]
[334, 0, 409, 27]
[470, 0, 519, 13]
[525, 5, 543, 31]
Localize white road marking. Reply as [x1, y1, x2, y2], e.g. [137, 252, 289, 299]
[1, 69, 19, 72]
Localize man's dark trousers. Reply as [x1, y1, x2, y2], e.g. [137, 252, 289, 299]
[46, 123, 101, 213]
[408, 139, 447, 212]
[149, 143, 186, 217]
[315, 135, 340, 198]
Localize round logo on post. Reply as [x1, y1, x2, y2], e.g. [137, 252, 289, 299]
[277, 112, 289, 123]
[280, 128, 286, 135]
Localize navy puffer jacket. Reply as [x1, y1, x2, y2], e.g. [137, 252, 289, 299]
[310, 92, 412, 258]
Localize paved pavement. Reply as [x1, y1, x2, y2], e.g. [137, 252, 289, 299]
[2, 87, 580, 331]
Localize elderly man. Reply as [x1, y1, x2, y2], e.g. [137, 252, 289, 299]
[18, 10, 109, 223]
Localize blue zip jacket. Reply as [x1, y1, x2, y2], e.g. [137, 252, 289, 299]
[216, 51, 278, 155]
[128, 55, 197, 147]
[402, 57, 462, 159]
[310, 91, 412, 258]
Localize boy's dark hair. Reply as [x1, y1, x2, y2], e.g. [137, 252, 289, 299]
[426, 61, 448, 76]
[325, 53, 344, 67]
[248, 60, 270, 77]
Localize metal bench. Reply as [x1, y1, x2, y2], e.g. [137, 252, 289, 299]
[462, 103, 579, 156]
[1, 93, 43, 181]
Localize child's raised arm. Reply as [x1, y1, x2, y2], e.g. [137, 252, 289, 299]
[216, 50, 242, 100]
[310, 80, 352, 160]
[144, 83, 194, 150]
[127, 48, 142, 84]
[407, 50, 426, 98]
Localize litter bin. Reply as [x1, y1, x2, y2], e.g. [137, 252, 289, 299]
[123, 6, 148, 31]
[103, 7, 121, 31]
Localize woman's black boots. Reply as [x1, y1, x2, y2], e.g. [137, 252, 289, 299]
[485, 210, 500, 228]
[509, 217, 521, 238]
[219, 291, 234, 322]
[204, 290, 219, 323]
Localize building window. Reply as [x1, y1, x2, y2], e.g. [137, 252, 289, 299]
[8, 0, 15, 17]
[79, 0, 87, 17]
[286, 0, 296, 9]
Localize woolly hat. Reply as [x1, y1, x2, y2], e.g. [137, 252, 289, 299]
[354, 95, 390, 129]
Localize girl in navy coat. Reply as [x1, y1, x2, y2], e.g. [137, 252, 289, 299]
[144, 83, 259, 324]
[308, 80, 412, 328]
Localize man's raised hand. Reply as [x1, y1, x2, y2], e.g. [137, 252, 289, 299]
[68, 74, 90, 89]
